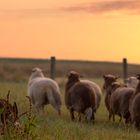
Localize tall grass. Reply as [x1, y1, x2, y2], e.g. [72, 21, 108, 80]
[0, 79, 140, 140]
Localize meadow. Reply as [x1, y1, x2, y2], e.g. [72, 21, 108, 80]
[0, 58, 140, 140]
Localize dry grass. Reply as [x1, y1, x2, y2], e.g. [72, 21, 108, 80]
[0, 58, 140, 82]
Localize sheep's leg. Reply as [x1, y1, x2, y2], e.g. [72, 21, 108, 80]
[125, 118, 129, 124]
[124, 112, 130, 124]
[135, 121, 140, 130]
[91, 112, 95, 122]
[126, 116, 132, 124]
[70, 108, 75, 121]
[109, 112, 112, 121]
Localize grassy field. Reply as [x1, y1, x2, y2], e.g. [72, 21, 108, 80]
[0, 79, 140, 140]
[0, 58, 140, 139]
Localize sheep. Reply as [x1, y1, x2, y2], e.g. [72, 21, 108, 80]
[103, 74, 119, 120]
[126, 76, 138, 89]
[65, 71, 97, 122]
[80, 80, 102, 110]
[28, 67, 61, 115]
[129, 74, 140, 129]
[109, 82, 134, 123]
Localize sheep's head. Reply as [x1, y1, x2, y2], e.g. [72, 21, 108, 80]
[103, 74, 119, 90]
[67, 71, 81, 82]
[65, 71, 81, 91]
[29, 67, 44, 81]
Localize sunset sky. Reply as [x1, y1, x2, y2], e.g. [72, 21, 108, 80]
[0, 0, 140, 64]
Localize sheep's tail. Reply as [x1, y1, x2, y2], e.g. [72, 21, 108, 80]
[46, 87, 62, 115]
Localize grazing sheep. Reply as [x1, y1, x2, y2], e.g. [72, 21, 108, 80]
[65, 71, 96, 122]
[126, 76, 138, 89]
[109, 82, 134, 123]
[103, 74, 119, 120]
[129, 74, 140, 129]
[28, 67, 61, 115]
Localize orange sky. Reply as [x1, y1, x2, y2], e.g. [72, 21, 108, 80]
[0, 0, 140, 64]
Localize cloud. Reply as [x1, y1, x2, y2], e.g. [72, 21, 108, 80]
[0, 8, 61, 19]
[1, 0, 140, 20]
[61, 0, 140, 15]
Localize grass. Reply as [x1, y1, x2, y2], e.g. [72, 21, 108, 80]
[0, 79, 140, 140]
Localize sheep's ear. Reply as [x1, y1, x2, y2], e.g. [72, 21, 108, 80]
[13, 102, 18, 118]
[32, 68, 36, 72]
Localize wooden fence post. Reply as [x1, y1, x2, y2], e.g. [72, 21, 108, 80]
[50, 56, 56, 79]
[123, 58, 128, 83]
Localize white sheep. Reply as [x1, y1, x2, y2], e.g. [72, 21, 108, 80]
[28, 67, 61, 115]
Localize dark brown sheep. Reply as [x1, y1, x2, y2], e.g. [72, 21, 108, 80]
[65, 71, 96, 122]
[130, 74, 140, 129]
[103, 74, 119, 120]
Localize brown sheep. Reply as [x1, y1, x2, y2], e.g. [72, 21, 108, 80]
[103, 74, 119, 120]
[109, 82, 134, 123]
[65, 71, 96, 122]
[129, 74, 140, 129]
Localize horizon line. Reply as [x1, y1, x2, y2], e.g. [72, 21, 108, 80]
[0, 56, 139, 65]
